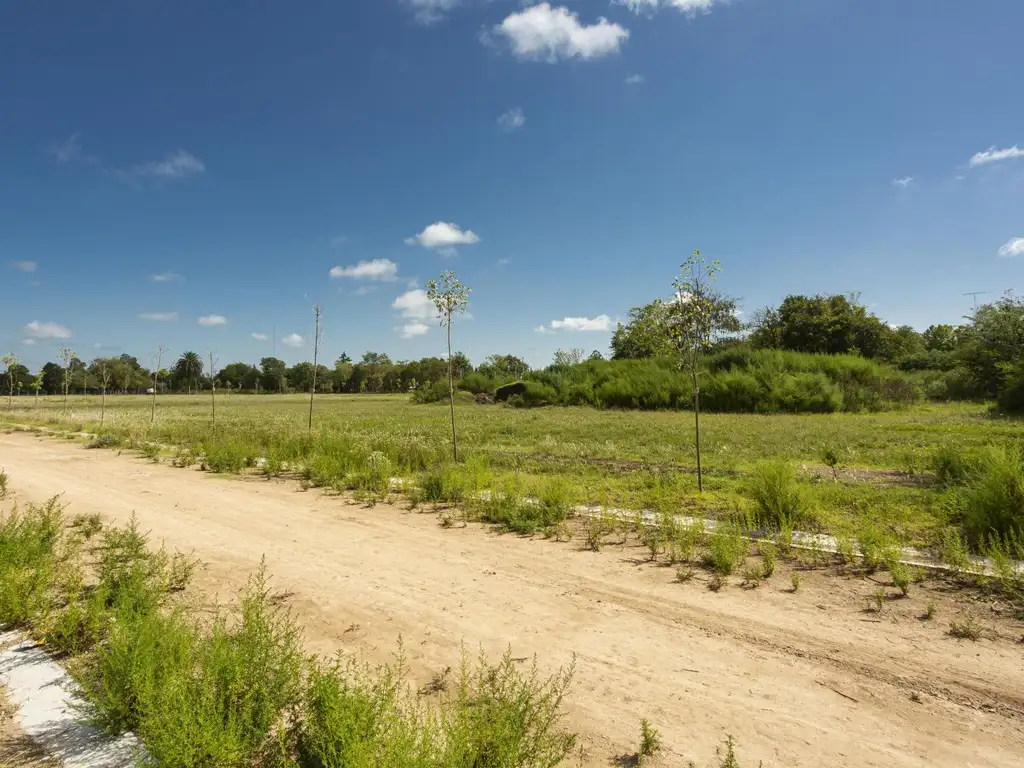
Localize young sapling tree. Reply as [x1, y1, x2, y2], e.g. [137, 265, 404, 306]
[58, 347, 75, 415]
[427, 271, 470, 462]
[669, 250, 739, 492]
[150, 345, 167, 423]
[308, 304, 322, 434]
[1, 353, 16, 410]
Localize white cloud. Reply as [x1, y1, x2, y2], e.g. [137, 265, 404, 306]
[151, 271, 182, 282]
[198, 314, 228, 327]
[891, 176, 914, 188]
[20, 338, 37, 346]
[534, 324, 554, 335]
[400, 322, 430, 339]
[406, 0, 459, 24]
[969, 145, 1024, 168]
[498, 107, 526, 132]
[53, 134, 83, 162]
[547, 315, 614, 332]
[251, 332, 269, 341]
[11, 260, 37, 273]
[494, 3, 629, 62]
[134, 150, 205, 179]
[625, 73, 645, 84]
[618, 0, 721, 14]
[22, 320, 72, 339]
[406, 222, 480, 249]
[330, 258, 398, 280]
[139, 312, 178, 322]
[998, 237, 1024, 258]
[282, 333, 305, 348]
[392, 288, 436, 320]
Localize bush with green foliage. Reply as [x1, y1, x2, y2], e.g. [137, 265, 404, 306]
[747, 460, 809, 528]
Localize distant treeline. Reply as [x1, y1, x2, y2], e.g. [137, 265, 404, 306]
[7, 291, 1024, 414]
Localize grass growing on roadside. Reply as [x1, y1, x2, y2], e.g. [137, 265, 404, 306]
[748, 460, 809, 528]
[1, 495, 583, 768]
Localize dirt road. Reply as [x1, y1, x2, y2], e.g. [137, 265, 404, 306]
[2, 431, 1022, 767]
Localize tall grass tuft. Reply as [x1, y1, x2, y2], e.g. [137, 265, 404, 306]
[958, 445, 1024, 546]
[747, 460, 808, 528]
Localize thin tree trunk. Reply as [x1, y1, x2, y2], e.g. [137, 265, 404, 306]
[694, 381, 703, 493]
[309, 306, 321, 434]
[151, 377, 157, 423]
[447, 318, 458, 462]
[101, 387, 106, 427]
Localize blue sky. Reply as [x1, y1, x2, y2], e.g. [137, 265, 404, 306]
[2, 0, 1023, 371]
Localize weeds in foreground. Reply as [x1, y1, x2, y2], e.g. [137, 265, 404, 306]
[0, 467, 7, 497]
[872, 588, 887, 613]
[637, 718, 662, 765]
[717, 734, 762, 768]
[748, 460, 807, 528]
[923, 600, 937, 620]
[789, 572, 801, 592]
[948, 615, 983, 640]
[70, 512, 103, 540]
[138, 442, 161, 462]
[758, 540, 777, 578]
[704, 522, 748, 576]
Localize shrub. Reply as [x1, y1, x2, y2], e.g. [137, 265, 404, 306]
[948, 616, 982, 641]
[638, 718, 662, 765]
[418, 466, 466, 505]
[0, 498, 67, 626]
[704, 521, 748, 576]
[748, 460, 808, 528]
[958, 445, 1024, 546]
[931, 443, 969, 488]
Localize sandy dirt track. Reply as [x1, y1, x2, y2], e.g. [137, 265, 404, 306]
[2, 431, 1023, 767]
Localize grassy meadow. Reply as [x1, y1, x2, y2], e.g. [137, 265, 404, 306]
[4, 393, 1021, 549]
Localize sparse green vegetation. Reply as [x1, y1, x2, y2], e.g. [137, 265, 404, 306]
[0, 494, 581, 768]
[949, 615, 983, 640]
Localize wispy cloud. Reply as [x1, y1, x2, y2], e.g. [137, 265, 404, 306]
[891, 176, 914, 188]
[150, 271, 182, 282]
[406, 0, 459, 25]
[617, 0, 722, 15]
[131, 150, 205, 180]
[329, 258, 398, 280]
[139, 312, 179, 322]
[969, 145, 1024, 168]
[22, 320, 72, 339]
[497, 107, 526, 132]
[542, 315, 614, 332]
[21, 338, 37, 346]
[251, 332, 269, 341]
[406, 222, 480, 249]
[392, 288, 436, 320]
[534, 325, 555, 335]
[282, 333, 305, 348]
[496, 258, 511, 267]
[625, 73, 645, 84]
[400, 322, 430, 339]
[493, 3, 629, 62]
[10, 261, 37, 273]
[998, 238, 1024, 258]
[52, 134, 204, 183]
[198, 314, 228, 327]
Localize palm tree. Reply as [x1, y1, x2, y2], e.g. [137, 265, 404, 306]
[175, 351, 203, 395]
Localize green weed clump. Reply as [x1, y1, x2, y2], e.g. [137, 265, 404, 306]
[748, 460, 808, 528]
[84, 567, 305, 766]
[473, 480, 572, 536]
[931, 443, 969, 488]
[0, 497, 67, 626]
[948, 615, 982, 641]
[297, 647, 577, 768]
[0, 467, 8, 497]
[704, 521, 749, 576]
[957, 445, 1024, 547]
[417, 466, 467, 505]
[637, 718, 662, 765]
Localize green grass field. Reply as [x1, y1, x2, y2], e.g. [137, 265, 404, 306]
[3, 394, 1020, 548]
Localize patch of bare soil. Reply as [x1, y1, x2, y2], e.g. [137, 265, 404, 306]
[1, 431, 1022, 767]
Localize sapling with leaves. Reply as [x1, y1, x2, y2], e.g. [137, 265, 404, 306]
[31, 371, 43, 407]
[1, 353, 16, 410]
[58, 347, 75, 415]
[94, 358, 113, 427]
[150, 345, 167, 423]
[208, 351, 219, 428]
[669, 250, 740, 492]
[308, 304, 322, 434]
[427, 270, 470, 462]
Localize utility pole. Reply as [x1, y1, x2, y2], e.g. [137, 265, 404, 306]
[962, 291, 991, 311]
